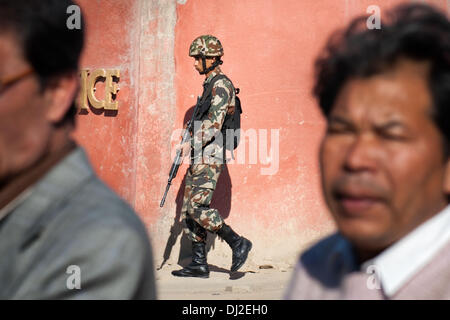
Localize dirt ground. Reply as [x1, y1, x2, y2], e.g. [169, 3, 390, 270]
[155, 262, 293, 300]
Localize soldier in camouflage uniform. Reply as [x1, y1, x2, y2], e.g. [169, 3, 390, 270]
[172, 35, 252, 278]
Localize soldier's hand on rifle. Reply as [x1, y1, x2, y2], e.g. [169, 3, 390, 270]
[182, 122, 193, 139]
[179, 141, 191, 158]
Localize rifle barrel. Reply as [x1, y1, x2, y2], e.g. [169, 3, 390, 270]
[160, 182, 171, 207]
[160, 96, 201, 208]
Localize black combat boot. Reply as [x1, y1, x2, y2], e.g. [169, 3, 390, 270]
[172, 242, 210, 278]
[217, 224, 252, 272]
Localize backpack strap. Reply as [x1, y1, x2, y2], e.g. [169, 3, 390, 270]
[195, 74, 230, 120]
[200, 74, 229, 103]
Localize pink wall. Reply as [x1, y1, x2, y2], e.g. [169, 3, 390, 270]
[74, 0, 450, 265]
[74, 0, 140, 203]
[173, 0, 411, 261]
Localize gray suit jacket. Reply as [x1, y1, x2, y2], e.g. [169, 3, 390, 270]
[0, 148, 156, 299]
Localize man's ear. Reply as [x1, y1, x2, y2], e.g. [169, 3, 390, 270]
[44, 73, 79, 124]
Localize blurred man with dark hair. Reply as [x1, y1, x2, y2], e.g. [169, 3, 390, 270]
[285, 3, 450, 299]
[0, 0, 156, 299]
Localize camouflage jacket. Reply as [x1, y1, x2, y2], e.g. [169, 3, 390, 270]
[191, 67, 235, 164]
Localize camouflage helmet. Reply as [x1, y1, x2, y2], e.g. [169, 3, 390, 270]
[189, 35, 224, 57]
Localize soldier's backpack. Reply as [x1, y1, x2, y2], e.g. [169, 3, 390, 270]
[195, 74, 242, 156]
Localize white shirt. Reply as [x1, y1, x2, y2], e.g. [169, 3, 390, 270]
[361, 205, 450, 297]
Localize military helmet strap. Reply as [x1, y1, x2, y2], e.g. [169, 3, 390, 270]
[199, 55, 223, 75]
[200, 55, 207, 75]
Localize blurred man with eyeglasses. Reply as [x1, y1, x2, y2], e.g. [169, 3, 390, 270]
[0, 0, 156, 299]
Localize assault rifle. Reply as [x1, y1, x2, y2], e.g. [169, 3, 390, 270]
[160, 97, 201, 207]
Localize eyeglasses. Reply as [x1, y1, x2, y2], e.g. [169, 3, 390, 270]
[0, 69, 34, 96]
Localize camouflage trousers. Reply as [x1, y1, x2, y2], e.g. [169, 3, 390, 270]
[182, 163, 224, 243]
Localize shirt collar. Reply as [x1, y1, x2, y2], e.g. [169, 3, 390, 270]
[361, 205, 450, 297]
[0, 187, 33, 223]
[0, 147, 94, 232]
